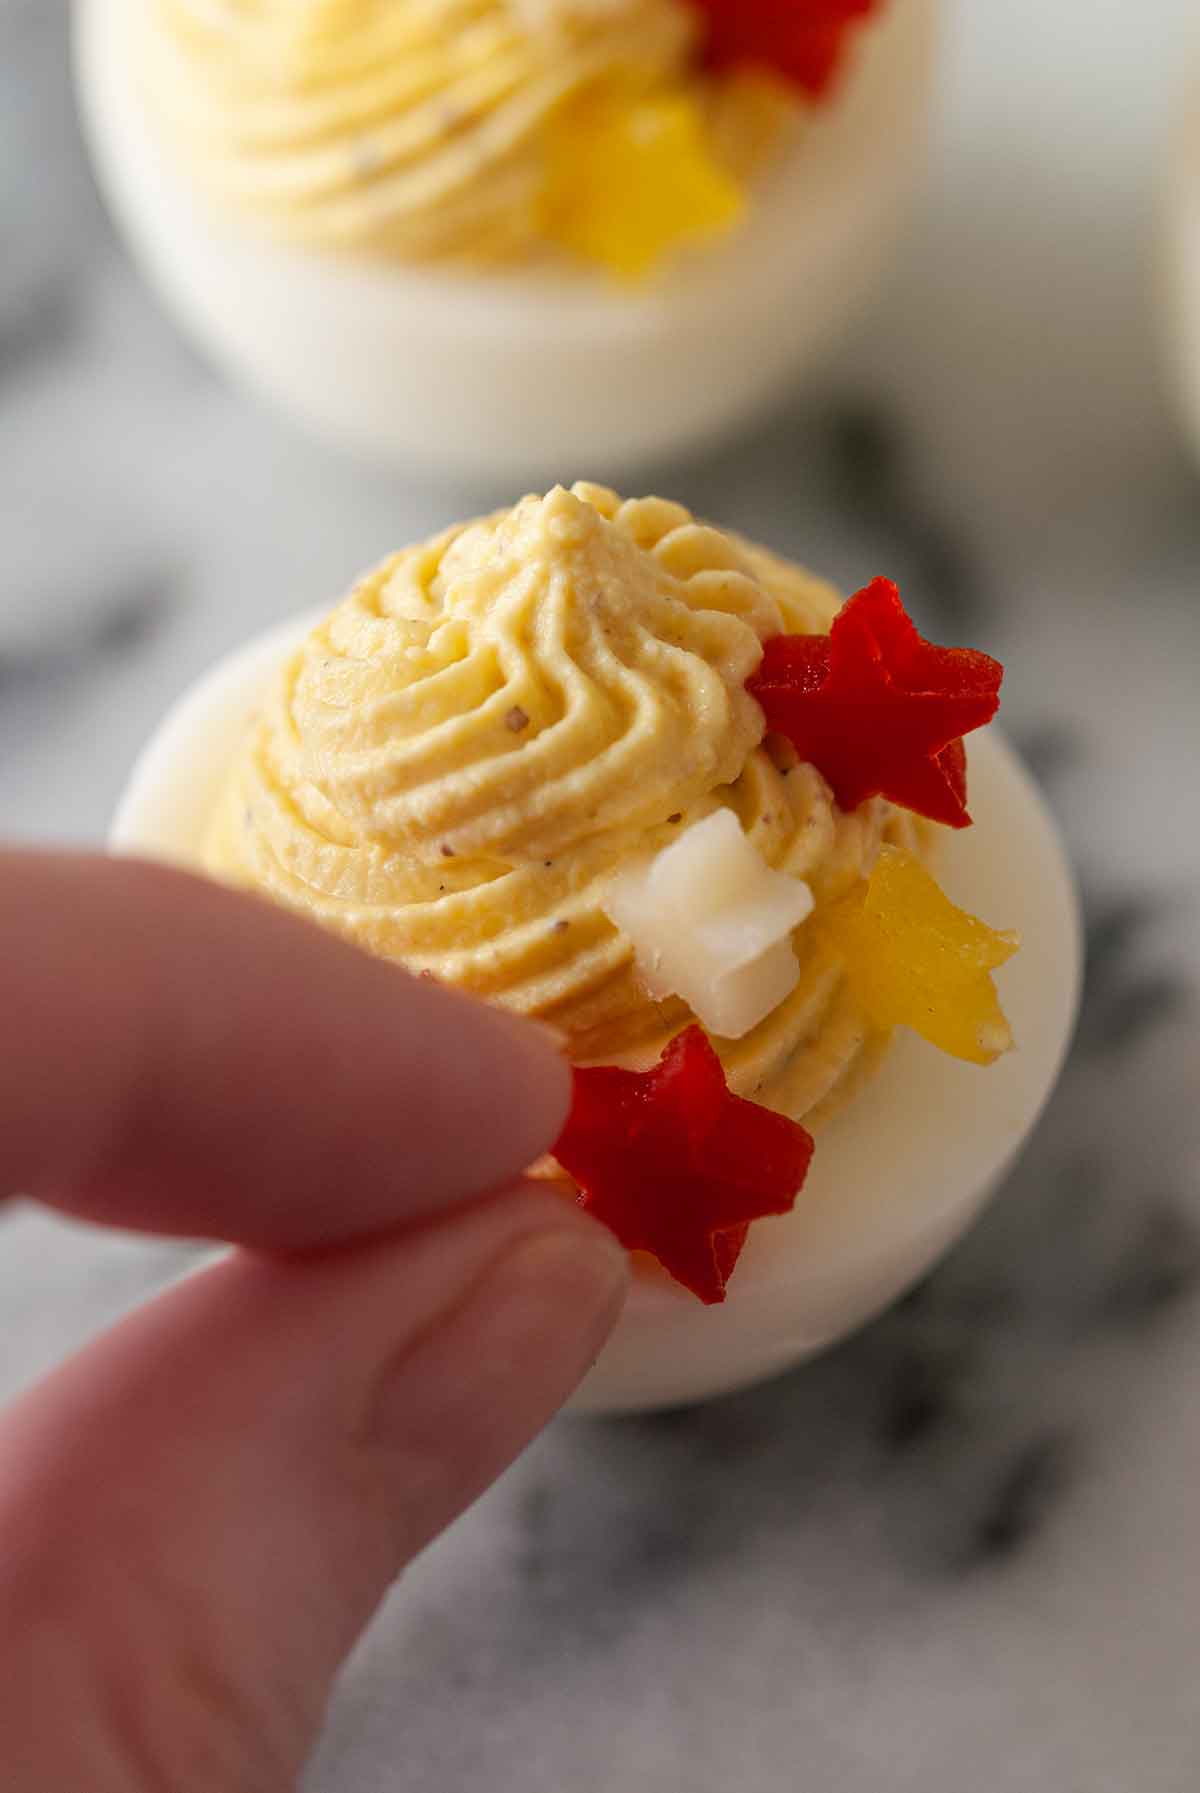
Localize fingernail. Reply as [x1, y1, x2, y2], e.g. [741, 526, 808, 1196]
[369, 1224, 628, 1523]
[486, 1226, 630, 1360]
[446, 1001, 572, 1172]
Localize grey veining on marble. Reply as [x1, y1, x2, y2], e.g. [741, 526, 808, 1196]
[3, 2, 1200, 1789]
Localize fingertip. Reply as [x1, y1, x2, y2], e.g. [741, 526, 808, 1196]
[0, 1183, 629, 1791]
[450, 997, 574, 1180]
[2, 851, 578, 1248]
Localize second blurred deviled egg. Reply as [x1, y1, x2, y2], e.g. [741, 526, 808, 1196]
[75, 0, 937, 476]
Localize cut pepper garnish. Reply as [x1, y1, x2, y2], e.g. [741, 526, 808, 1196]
[746, 578, 1003, 827]
[817, 845, 1019, 1064]
[688, 0, 881, 99]
[554, 1025, 814, 1303]
[541, 87, 743, 279]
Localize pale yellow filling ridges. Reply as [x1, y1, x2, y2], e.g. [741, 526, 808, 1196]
[139, 0, 719, 260]
[205, 483, 930, 1130]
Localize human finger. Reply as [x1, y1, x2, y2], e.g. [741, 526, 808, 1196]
[0, 850, 570, 1246]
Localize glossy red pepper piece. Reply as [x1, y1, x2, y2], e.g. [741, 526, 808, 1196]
[747, 578, 1002, 827]
[689, 0, 880, 99]
[554, 1026, 814, 1304]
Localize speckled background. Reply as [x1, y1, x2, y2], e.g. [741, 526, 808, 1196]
[3, 2, 1200, 1788]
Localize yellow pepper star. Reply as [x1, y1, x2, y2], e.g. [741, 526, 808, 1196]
[817, 845, 1019, 1065]
[541, 85, 743, 280]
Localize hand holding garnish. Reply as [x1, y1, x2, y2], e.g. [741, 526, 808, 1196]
[0, 851, 627, 1790]
[747, 577, 1003, 826]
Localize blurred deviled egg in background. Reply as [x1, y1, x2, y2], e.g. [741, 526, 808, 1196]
[1160, 49, 1200, 468]
[74, 0, 938, 478]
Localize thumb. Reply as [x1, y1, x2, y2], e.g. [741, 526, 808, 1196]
[0, 1184, 627, 1793]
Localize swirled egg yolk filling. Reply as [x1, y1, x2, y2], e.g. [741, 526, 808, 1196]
[204, 482, 930, 1132]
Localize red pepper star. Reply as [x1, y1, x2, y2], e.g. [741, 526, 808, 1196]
[554, 1025, 814, 1305]
[689, 0, 880, 99]
[746, 577, 1003, 827]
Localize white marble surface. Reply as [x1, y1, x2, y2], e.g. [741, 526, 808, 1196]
[3, 1, 1200, 1788]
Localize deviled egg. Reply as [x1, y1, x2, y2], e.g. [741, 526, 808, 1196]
[76, 0, 938, 478]
[111, 484, 1079, 1411]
